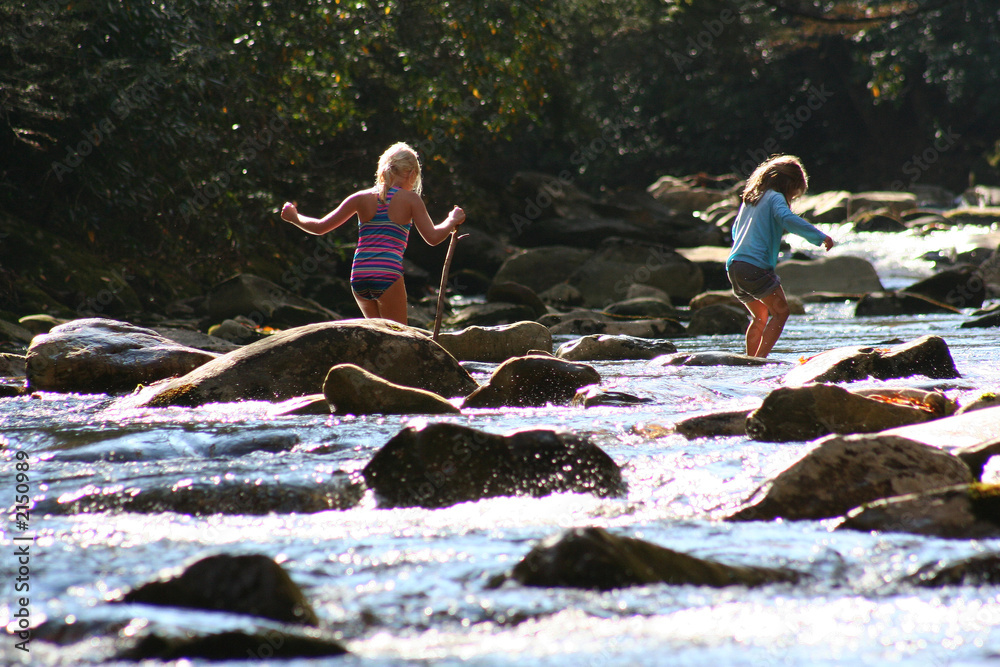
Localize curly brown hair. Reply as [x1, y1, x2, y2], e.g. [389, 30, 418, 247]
[741, 155, 808, 205]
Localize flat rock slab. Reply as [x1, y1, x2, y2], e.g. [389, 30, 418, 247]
[884, 405, 1000, 450]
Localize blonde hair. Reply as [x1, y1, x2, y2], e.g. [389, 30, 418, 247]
[374, 142, 422, 202]
[742, 155, 808, 205]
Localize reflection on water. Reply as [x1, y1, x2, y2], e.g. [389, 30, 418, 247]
[2, 226, 1000, 665]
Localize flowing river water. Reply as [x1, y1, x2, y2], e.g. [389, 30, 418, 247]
[2, 222, 999, 666]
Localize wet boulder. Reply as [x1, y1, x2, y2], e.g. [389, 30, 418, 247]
[556, 334, 677, 361]
[603, 297, 676, 319]
[435, 321, 553, 363]
[685, 303, 749, 337]
[129, 319, 478, 407]
[26, 318, 219, 394]
[906, 551, 1000, 586]
[651, 351, 788, 367]
[37, 469, 364, 515]
[776, 255, 883, 297]
[500, 526, 802, 590]
[901, 266, 986, 310]
[572, 386, 655, 407]
[119, 628, 348, 661]
[486, 281, 548, 319]
[566, 238, 705, 307]
[548, 317, 685, 339]
[728, 433, 974, 522]
[444, 302, 539, 329]
[323, 363, 460, 415]
[206, 273, 340, 328]
[674, 409, 754, 439]
[782, 335, 960, 386]
[117, 553, 320, 625]
[746, 384, 944, 442]
[361, 422, 626, 508]
[838, 483, 1000, 539]
[492, 246, 596, 294]
[855, 291, 960, 317]
[954, 438, 1000, 481]
[462, 354, 600, 408]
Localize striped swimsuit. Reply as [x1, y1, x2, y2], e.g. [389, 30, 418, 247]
[350, 187, 411, 300]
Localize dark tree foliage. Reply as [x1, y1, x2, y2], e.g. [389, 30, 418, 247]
[1, 0, 997, 311]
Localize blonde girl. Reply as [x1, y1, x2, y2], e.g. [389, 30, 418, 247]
[281, 142, 464, 324]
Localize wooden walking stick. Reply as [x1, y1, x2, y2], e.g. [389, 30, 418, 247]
[433, 229, 463, 341]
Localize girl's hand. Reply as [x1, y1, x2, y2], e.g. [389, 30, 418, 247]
[448, 206, 466, 229]
[280, 202, 298, 222]
[822, 235, 835, 251]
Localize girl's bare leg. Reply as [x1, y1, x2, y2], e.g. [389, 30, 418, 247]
[353, 292, 382, 320]
[374, 277, 408, 325]
[743, 299, 770, 357]
[754, 286, 791, 358]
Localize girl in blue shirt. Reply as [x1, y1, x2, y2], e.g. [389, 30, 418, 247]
[727, 155, 835, 358]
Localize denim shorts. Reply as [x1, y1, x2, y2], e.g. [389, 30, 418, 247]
[728, 261, 781, 303]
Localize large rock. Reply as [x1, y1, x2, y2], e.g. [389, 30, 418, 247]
[36, 470, 363, 515]
[118, 553, 320, 625]
[435, 321, 553, 362]
[906, 551, 1000, 586]
[323, 364, 460, 415]
[555, 334, 677, 361]
[361, 422, 626, 508]
[727, 434, 974, 522]
[501, 526, 801, 590]
[602, 296, 676, 318]
[684, 303, 749, 337]
[674, 409, 754, 438]
[901, 266, 986, 310]
[462, 355, 600, 408]
[791, 190, 851, 224]
[492, 246, 596, 294]
[118, 628, 348, 661]
[650, 351, 788, 367]
[548, 317, 686, 338]
[846, 191, 917, 218]
[647, 175, 736, 215]
[854, 291, 961, 317]
[129, 319, 478, 407]
[206, 273, 340, 328]
[942, 207, 1000, 226]
[486, 281, 548, 319]
[838, 483, 1000, 539]
[782, 335, 960, 386]
[26, 318, 219, 394]
[746, 384, 944, 442]
[885, 405, 1000, 451]
[566, 238, 704, 307]
[776, 255, 883, 296]
[443, 302, 539, 329]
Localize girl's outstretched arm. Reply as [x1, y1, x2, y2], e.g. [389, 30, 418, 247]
[409, 194, 465, 246]
[280, 192, 366, 235]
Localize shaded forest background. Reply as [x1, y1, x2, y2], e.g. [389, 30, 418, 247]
[1, 0, 999, 319]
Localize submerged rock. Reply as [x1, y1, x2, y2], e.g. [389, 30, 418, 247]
[37, 471, 364, 515]
[651, 351, 788, 367]
[118, 553, 320, 625]
[323, 363, 460, 415]
[746, 384, 943, 442]
[855, 291, 961, 317]
[838, 483, 1000, 539]
[129, 319, 478, 407]
[728, 433, 974, 522]
[462, 354, 600, 408]
[361, 422, 626, 509]
[556, 334, 677, 361]
[675, 409, 754, 438]
[906, 551, 1000, 586]
[501, 526, 802, 590]
[118, 628, 348, 661]
[435, 321, 553, 363]
[26, 318, 219, 394]
[782, 335, 960, 386]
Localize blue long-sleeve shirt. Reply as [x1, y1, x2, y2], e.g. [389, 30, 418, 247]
[726, 189, 828, 270]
